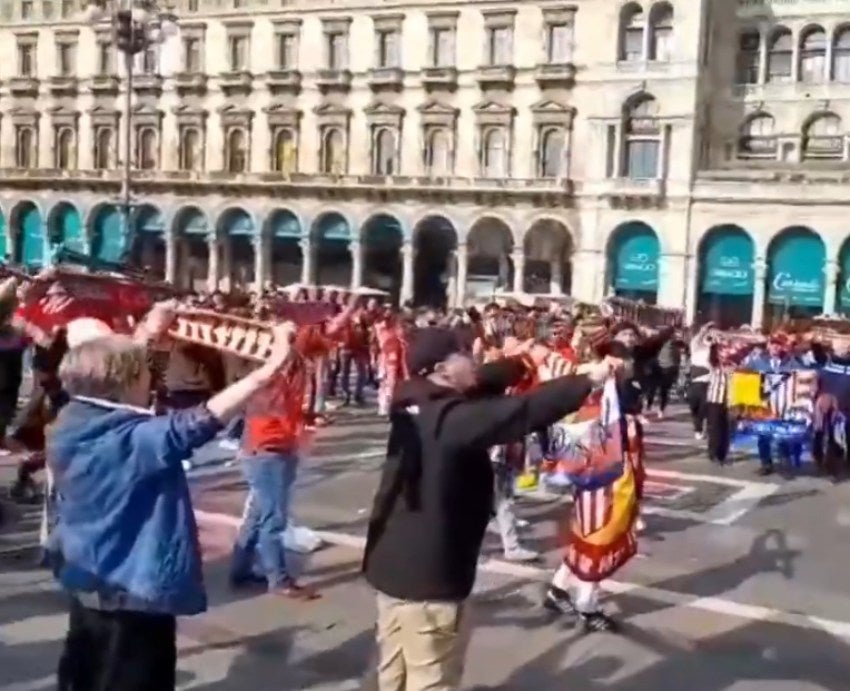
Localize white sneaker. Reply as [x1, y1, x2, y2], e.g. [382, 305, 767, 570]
[635, 517, 646, 533]
[218, 439, 239, 451]
[504, 547, 539, 563]
[181, 460, 194, 472]
[695, 432, 704, 441]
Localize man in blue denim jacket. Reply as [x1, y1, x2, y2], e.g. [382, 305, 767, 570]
[47, 309, 297, 691]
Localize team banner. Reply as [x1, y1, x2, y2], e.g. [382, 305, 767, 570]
[729, 369, 818, 450]
[536, 379, 639, 582]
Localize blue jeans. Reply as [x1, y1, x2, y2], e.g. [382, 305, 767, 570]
[341, 353, 367, 403]
[230, 452, 298, 588]
[757, 436, 802, 468]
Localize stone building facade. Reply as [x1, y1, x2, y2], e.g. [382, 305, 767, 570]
[0, 0, 849, 324]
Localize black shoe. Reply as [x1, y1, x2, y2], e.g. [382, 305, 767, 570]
[543, 586, 577, 617]
[229, 573, 268, 590]
[580, 610, 619, 633]
[758, 465, 774, 477]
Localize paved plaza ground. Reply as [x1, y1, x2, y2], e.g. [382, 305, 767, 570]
[1, 406, 849, 689]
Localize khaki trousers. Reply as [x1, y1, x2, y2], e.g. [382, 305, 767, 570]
[367, 592, 472, 691]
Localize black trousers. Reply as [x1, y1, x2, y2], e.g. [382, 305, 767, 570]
[704, 402, 730, 463]
[645, 366, 679, 412]
[58, 598, 177, 691]
[688, 382, 708, 434]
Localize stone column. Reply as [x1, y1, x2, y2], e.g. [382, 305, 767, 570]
[253, 234, 266, 294]
[400, 241, 414, 305]
[221, 238, 233, 293]
[684, 253, 699, 324]
[751, 257, 767, 329]
[550, 259, 563, 294]
[455, 243, 468, 307]
[350, 240, 363, 290]
[165, 231, 177, 284]
[511, 248, 525, 293]
[823, 259, 839, 315]
[206, 235, 219, 293]
[299, 238, 313, 285]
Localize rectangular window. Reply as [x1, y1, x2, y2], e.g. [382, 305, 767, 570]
[430, 27, 453, 67]
[42, 0, 53, 18]
[623, 27, 643, 61]
[97, 42, 112, 75]
[183, 37, 201, 72]
[376, 29, 400, 68]
[21, 0, 33, 19]
[60, 0, 73, 18]
[486, 26, 512, 65]
[187, 0, 198, 10]
[625, 140, 659, 180]
[142, 47, 157, 74]
[605, 125, 617, 177]
[57, 42, 76, 76]
[327, 32, 346, 69]
[547, 23, 572, 63]
[18, 44, 35, 77]
[228, 36, 248, 71]
[276, 33, 296, 69]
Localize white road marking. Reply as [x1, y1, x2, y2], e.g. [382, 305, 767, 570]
[0, 677, 55, 691]
[193, 509, 850, 641]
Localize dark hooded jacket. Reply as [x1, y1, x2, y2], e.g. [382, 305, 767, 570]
[362, 357, 592, 602]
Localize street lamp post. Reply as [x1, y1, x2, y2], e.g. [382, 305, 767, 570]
[83, 0, 177, 264]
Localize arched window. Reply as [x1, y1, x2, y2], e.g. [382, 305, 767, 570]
[482, 128, 506, 177]
[737, 113, 777, 158]
[321, 128, 344, 174]
[15, 127, 34, 168]
[736, 30, 761, 84]
[56, 128, 74, 170]
[539, 128, 565, 178]
[426, 128, 451, 176]
[799, 27, 827, 83]
[272, 129, 296, 174]
[137, 127, 157, 170]
[767, 28, 793, 82]
[94, 127, 113, 170]
[623, 97, 660, 179]
[180, 127, 201, 171]
[833, 27, 850, 82]
[802, 113, 843, 159]
[648, 3, 673, 62]
[620, 4, 645, 62]
[226, 128, 247, 173]
[374, 128, 397, 175]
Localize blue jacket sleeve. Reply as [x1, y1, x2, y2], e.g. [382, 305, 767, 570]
[129, 406, 223, 475]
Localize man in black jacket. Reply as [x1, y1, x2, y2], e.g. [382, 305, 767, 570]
[362, 327, 620, 690]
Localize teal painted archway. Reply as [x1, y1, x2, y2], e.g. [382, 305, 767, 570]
[0, 211, 6, 262]
[268, 209, 303, 288]
[766, 226, 825, 308]
[135, 204, 165, 234]
[838, 240, 850, 315]
[312, 212, 351, 285]
[91, 204, 125, 263]
[219, 208, 254, 236]
[131, 204, 166, 278]
[607, 221, 660, 300]
[269, 209, 302, 240]
[49, 202, 84, 253]
[13, 202, 44, 269]
[362, 214, 403, 300]
[699, 225, 755, 296]
[696, 225, 755, 327]
[175, 206, 210, 236]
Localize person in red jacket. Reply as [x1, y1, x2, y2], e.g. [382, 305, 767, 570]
[230, 303, 354, 599]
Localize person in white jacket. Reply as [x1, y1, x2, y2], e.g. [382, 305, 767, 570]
[687, 323, 715, 440]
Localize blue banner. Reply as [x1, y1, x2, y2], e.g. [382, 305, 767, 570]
[611, 224, 659, 292]
[767, 228, 825, 307]
[701, 227, 754, 296]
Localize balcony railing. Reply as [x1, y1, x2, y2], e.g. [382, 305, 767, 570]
[0, 167, 574, 195]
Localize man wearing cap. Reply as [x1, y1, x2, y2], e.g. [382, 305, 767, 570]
[362, 326, 620, 690]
